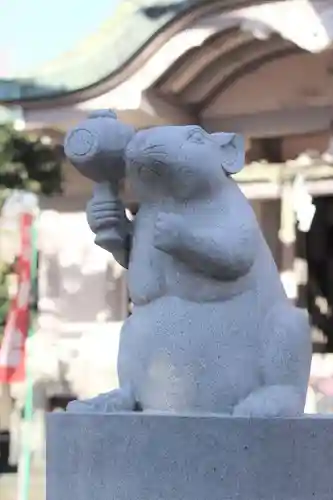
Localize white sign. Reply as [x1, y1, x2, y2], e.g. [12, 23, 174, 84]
[292, 174, 316, 232]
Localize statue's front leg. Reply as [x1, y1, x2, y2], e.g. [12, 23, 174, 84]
[154, 212, 256, 279]
[154, 212, 184, 254]
[87, 182, 132, 268]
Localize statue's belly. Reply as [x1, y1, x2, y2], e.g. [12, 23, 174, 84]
[118, 296, 261, 414]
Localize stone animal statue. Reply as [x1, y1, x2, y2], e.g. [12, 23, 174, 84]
[64, 111, 312, 417]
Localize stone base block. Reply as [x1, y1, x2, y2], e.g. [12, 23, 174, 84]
[47, 413, 333, 500]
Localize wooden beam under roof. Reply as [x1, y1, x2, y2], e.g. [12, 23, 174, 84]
[235, 160, 333, 184]
[233, 159, 333, 199]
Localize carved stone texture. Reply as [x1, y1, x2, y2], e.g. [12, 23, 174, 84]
[64, 110, 134, 256]
[64, 111, 311, 417]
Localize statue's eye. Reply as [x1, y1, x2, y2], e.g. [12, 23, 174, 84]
[188, 130, 205, 144]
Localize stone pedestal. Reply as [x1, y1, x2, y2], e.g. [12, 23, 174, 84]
[47, 413, 333, 500]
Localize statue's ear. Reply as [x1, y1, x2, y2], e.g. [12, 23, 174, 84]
[211, 132, 244, 175]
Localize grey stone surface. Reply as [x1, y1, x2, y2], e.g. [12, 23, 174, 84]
[64, 112, 311, 417]
[64, 111, 134, 253]
[47, 412, 333, 500]
[64, 109, 134, 185]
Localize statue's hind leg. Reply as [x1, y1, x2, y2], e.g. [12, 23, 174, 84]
[67, 385, 137, 413]
[233, 303, 312, 417]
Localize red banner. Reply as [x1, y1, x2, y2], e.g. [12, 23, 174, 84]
[0, 213, 33, 383]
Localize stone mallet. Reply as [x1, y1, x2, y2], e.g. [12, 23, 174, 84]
[64, 109, 135, 250]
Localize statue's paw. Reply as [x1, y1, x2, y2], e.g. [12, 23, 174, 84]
[66, 387, 135, 414]
[86, 185, 124, 233]
[154, 212, 182, 251]
[232, 404, 263, 418]
[232, 386, 305, 418]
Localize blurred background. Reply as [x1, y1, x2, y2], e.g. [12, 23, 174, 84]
[1, 0, 333, 498]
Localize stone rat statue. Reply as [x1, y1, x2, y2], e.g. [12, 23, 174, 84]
[65, 114, 311, 417]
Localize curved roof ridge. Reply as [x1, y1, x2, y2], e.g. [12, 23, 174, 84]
[18, 1, 138, 77]
[0, 0, 284, 104]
